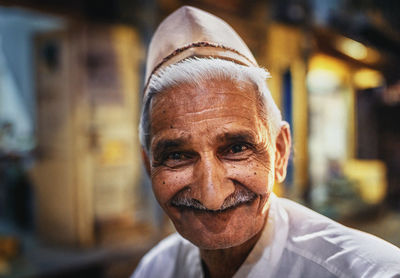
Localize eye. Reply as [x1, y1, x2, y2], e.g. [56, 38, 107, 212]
[168, 152, 184, 160]
[229, 144, 248, 154]
[221, 143, 253, 161]
[162, 151, 195, 168]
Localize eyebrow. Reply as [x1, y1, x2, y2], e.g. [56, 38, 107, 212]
[216, 131, 257, 144]
[152, 138, 187, 157]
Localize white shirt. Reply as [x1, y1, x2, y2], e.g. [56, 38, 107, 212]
[132, 194, 400, 277]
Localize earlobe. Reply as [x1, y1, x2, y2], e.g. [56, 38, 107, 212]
[274, 122, 292, 183]
[141, 148, 151, 176]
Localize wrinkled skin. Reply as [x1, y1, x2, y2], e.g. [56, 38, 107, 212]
[143, 79, 291, 251]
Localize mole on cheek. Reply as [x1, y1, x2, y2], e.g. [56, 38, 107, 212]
[163, 181, 165, 184]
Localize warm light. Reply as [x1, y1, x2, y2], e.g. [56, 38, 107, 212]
[336, 37, 368, 60]
[307, 54, 348, 94]
[307, 69, 341, 94]
[343, 160, 387, 204]
[363, 48, 380, 64]
[353, 68, 384, 89]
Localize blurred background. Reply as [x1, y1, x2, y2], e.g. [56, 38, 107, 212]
[0, 0, 399, 277]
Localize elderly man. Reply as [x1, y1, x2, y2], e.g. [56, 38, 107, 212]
[133, 6, 400, 278]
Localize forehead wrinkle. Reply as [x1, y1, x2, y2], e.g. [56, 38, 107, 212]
[214, 90, 257, 103]
[152, 104, 257, 129]
[151, 80, 259, 116]
[172, 113, 256, 125]
[156, 80, 258, 106]
[194, 89, 257, 101]
[184, 92, 258, 110]
[172, 98, 258, 117]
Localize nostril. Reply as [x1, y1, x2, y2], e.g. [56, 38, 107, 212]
[199, 180, 236, 211]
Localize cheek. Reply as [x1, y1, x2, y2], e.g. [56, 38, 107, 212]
[227, 158, 275, 194]
[151, 167, 192, 204]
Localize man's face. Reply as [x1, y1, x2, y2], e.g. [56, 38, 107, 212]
[145, 79, 281, 250]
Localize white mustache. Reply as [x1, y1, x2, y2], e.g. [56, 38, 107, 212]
[171, 187, 257, 212]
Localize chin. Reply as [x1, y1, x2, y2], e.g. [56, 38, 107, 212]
[183, 229, 257, 250]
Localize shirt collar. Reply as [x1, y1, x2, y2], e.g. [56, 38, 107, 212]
[234, 193, 289, 277]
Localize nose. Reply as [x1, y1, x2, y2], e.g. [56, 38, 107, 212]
[192, 152, 235, 210]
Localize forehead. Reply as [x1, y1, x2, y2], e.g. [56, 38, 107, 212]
[149, 79, 264, 147]
[155, 79, 256, 108]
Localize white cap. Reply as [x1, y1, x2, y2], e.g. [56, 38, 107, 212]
[144, 5, 258, 95]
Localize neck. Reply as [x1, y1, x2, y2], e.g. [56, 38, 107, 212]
[200, 230, 263, 278]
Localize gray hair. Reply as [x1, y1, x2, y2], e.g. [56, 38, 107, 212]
[139, 58, 282, 152]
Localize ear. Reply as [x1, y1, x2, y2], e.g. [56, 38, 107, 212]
[274, 122, 292, 183]
[141, 148, 151, 176]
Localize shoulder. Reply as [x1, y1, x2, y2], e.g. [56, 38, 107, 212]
[131, 233, 199, 278]
[279, 198, 400, 277]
